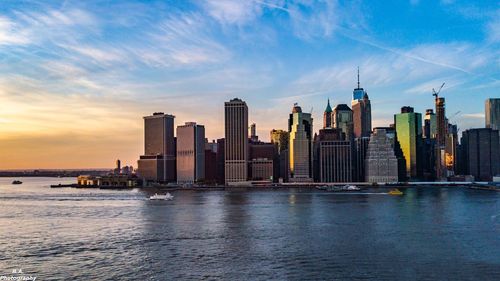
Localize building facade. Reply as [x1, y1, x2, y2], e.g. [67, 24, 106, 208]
[249, 141, 276, 181]
[176, 122, 205, 184]
[224, 98, 249, 184]
[288, 104, 313, 182]
[365, 128, 399, 183]
[485, 98, 500, 132]
[354, 137, 370, 182]
[394, 107, 422, 179]
[316, 128, 352, 182]
[458, 128, 499, 181]
[270, 129, 289, 182]
[137, 112, 176, 182]
[333, 104, 354, 140]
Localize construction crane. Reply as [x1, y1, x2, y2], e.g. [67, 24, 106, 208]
[432, 82, 445, 100]
[449, 110, 461, 121]
[448, 111, 462, 133]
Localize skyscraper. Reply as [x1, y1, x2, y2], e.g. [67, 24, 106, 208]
[376, 126, 407, 181]
[289, 103, 313, 182]
[137, 112, 176, 182]
[323, 99, 333, 128]
[270, 129, 290, 182]
[250, 123, 258, 142]
[485, 98, 500, 132]
[316, 128, 352, 182]
[224, 98, 248, 184]
[351, 68, 372, 138]
[424, 109, 437, 139]
[176, 122, 205, 184]
[436, 98, 447, 146]
[423, 109, 437, 180]
[354, 137, 370, 182]
[394, 107, 423, 179]
[365, 128, 399, 183]
[435, 97, 449, 180]
[459, 128, 499, 181]
[333, 104, 354, 140]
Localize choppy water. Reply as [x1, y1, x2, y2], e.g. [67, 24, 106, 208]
[0, 177, 499, 280]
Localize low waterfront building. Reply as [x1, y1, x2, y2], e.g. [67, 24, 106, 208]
[365, 128, 399, 183]
[77, 175, 98, 186]
[249, 159, 274, 181]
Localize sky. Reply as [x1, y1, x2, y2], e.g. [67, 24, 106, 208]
[0, 0, 498, 169]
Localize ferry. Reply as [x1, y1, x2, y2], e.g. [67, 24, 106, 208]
[149, 193, 174, 200]
[12, 180, 23, 185]
[343, 185, 361, 191]
[388, 188, 403, 195]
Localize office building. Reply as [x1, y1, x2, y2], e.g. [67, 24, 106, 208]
[486, 98, 500, 132]
[424, 109, 437, 139]
[249, 159, 274, 181]
[204, 140, 218, 184]
[289, 103, 313, 182]
[435, 97, 448, 180]
[176, 122, 205, 184]
[316, 128, 352, 182]
[374, 126, 407, 181]
[351, 69, 372, 138]
[394, 107, 423, 179]
[270, 129, 289, 182]
[216, 138, 225, 185]
[458, 128, 499, 181]
[250, 123, 258, 142]
[365, 128, 399, 183]
[224, 98, 249, 184]
[137, 112, 176, 182]
[249, 141, 276, 181]
[333, 104, 354, 140]
[354, 137, 370, 182]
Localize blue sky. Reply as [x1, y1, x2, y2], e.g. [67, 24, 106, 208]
[0, 0, 499, 168]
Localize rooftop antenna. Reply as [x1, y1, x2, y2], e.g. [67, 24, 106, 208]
[357, 66, 360, 89]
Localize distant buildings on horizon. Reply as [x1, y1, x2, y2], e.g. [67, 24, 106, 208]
[133, 71, 500, 185]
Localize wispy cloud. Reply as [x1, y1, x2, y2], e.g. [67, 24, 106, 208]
[462, 113, 485, 118]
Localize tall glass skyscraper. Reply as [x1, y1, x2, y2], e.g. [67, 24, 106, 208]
[351, 68, 372, 138]
[394, 107, 423, 179]
[288, 103, 313, 182]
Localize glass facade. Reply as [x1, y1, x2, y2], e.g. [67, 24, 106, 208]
[395, 110, 422, 179]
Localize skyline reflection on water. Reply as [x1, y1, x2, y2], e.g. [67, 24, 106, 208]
[0, 177, 499, 280]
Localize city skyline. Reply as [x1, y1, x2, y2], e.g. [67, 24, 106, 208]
[0, 0, 499, 169]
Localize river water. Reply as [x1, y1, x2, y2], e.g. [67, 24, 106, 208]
[0, 177, 499, 280]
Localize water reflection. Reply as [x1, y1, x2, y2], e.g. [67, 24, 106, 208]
[0, 178, 499, 280]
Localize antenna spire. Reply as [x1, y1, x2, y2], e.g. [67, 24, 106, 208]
[357, 66, 360, 88]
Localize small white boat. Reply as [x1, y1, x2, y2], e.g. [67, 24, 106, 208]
[149, 193, 174, 200]
[344, 185, 361, 191]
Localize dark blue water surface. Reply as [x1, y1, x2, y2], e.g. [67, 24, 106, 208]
[0, 177, 499, 280]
